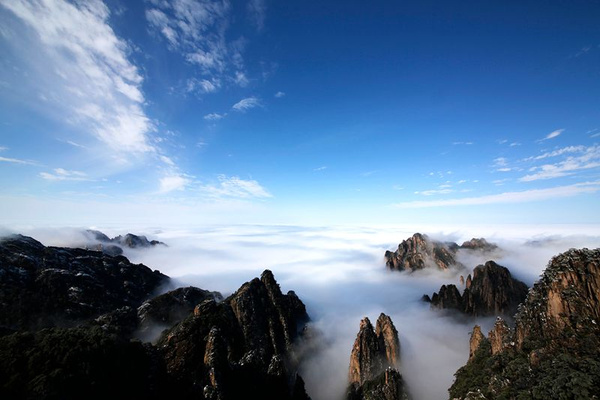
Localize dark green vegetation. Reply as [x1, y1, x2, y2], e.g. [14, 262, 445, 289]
[0, 235, 311, 400]
[450, 248, 600, 400]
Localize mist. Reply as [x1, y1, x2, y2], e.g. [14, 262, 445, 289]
[2, 224, 599, 399]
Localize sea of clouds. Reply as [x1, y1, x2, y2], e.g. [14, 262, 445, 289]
[3, 223, 599, 399]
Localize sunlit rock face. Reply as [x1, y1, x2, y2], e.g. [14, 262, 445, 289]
[385, 234, 500, 273]
[347, 313, 409, 400]
[428, 261, 528, 317]
[159, 270, 311, 400]
[450, 248, 600, 400]
[385, 233, 460, 271]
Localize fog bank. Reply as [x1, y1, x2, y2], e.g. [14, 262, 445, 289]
[2, 224, 599, 399]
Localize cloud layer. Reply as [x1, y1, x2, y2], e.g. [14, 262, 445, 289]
[1, 0, 154, 154]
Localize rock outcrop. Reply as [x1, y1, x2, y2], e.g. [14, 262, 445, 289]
[0, 235, 313, 399]
[459, 238, 498, 252]
[450, 248, 600, 400]
[137, 286, 223, 340]
[0, 234, 168, 332]
[385, 233, 461, 271]
[468, 325, 485, 362]
[84, 230, 166, 256]
[385, 234, 500, 272]
[158, 270, 311, 400]
[347, 313, 409, 400]
[428, 261, 528, 317]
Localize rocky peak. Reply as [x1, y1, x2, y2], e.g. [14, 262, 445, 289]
[427, 261, 528, 317]
[376, 313, 400, 367]
[137, 286, 223, 340]
[349, 317, 381, 385]
[450, 248, 600, 400]
[460, 238, 498, 252]
[159, 270, 311, 400]
[488, 317, 512, 355]
[84, 230, 166, 256]
[468, 325, 485, 361]
[385, 233, 461, 272]
[514, 248, 600, 350]
[347, 313, 408, 400]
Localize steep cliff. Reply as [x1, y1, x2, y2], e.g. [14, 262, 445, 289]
[347, 313, 409, 400]
[159, 270, 311, 400]
[385, 233, 461, 271]
[428, 261, 528, 317]
[0, 235, 313, 400]
[449, 248, 600, 400]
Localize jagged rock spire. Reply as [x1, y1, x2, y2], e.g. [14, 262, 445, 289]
[347, 313, 408, 400]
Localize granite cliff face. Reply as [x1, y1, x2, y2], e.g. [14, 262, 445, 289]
[159, 270, 311, 400]
[450, 248, 600, 400]
[347, 313, 409, 400]
[426, 261, 528, 317]
[385, 234, 499, 272]
[385, 233, 461, 271]
[0, 234, 168, 332]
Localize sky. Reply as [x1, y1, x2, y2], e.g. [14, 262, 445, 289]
[1, 0, 600, 227]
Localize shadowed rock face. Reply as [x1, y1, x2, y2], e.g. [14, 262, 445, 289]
[0, 236, 312, 400]
[137, 286, 223, 338]
[158, 270, 310, 400]
[450, 248, 600, 400]
[428, 261, 528, 317]
[0, 235, 168, 332]
[84, 230, 166, 256]
[347, 313, 409, 400]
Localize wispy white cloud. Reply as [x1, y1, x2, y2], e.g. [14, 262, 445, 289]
[524, 145, 586, 161]
[0, 146, 7, 152]
[159, 174, 191, 193]
[40, 168, 90, 181]
[232, 96, 261, 112]
[199, 175, 272, 199]
[186, 77, 221, 94]
[146, 0, 248, 90]
[234, 71, 249, 87]
[414, 188, 454, 196]
[159, 155, 175, 166]
[394, 182, 600, 208]
[274, 91, 285, 98]
[64, 140, 87, 149]
[1, 0, 155, 155]
[247, 0, 266, 30]
[452, 141, 473, 145]
[204, 112, 227, 121]
[0, 156, 38, 166]
[519, 145, 600, 182]
[510, 142, 521, 147]
[314, 166, 327, 172]
[493, 157, 514, 172]
[538, 129, 564, 142]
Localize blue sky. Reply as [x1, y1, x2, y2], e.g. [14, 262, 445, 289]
[0, 0, 599, 227]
